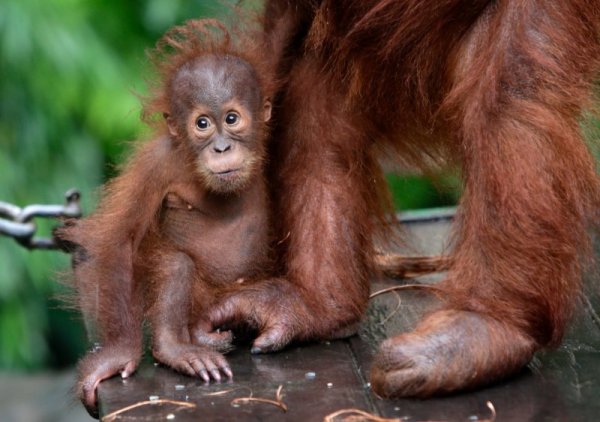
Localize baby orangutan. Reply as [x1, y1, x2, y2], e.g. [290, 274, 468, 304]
[61, 20, 278, 415]
[148, 48, 273, 373]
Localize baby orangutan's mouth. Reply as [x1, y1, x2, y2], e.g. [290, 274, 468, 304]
[214, 168, 240, 177]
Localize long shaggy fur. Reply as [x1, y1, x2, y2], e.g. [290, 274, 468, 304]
[259, 0, 600, 397]
[143, 18, 284, 128]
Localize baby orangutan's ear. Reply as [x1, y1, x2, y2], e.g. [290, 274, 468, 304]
[263, 100, 272, 123]
[163, 112, 179, 138]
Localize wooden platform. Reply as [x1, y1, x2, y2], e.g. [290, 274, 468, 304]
[97, 211, 600, 421]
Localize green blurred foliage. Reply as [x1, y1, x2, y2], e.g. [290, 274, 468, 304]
[386, 173, 460, 211]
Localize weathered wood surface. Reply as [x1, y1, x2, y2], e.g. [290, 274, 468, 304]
[97, 213, 600, 421]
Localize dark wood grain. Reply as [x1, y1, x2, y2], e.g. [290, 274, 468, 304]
[98, 216, 600, 421]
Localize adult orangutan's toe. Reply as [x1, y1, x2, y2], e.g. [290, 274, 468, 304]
[370, 310, 536, 398]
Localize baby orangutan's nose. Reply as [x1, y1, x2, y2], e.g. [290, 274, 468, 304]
[213, 137, 232, 153]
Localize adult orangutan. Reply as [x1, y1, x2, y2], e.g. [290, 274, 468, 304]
[209, 0, 600, 398]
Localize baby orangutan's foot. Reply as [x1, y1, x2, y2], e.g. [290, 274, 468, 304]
[153, 342, 232, 382]
[370, 310, 536, 397]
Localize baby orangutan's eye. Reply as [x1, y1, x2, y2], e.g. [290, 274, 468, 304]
[225, 112, 239, 126]
[196, 116, 211, 130]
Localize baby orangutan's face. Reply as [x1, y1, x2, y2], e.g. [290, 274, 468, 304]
[165, 55, 271, 193]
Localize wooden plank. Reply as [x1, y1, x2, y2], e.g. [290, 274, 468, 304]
[97, 215, 600, 421]
[98, 340, 374, 421]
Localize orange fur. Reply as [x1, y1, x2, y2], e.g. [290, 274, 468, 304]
[59, 18, 284, 415]
[210, 0, 600, 398]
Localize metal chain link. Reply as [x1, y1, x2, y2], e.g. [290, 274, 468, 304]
[0, 188, 82, 251]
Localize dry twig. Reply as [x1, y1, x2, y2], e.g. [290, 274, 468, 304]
[101, 399, 196, 421]
[370, 284, 444, 324]
[377, 291, 402, 326]
[203, 387, 252, 397]
[374, 254, 452, 279]
[324, 408, 400, 422]
[230, 385, 288, 412]
[324, 401, 496, 422]
[369, 284, 441, 299]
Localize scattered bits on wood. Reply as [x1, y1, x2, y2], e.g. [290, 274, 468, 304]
[101, 399, 196, 421]
[230, 385, 288, 412]
[484, 401, 497, 422]
[305, 371, 317, 379]
[324, 401, 496, 422]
